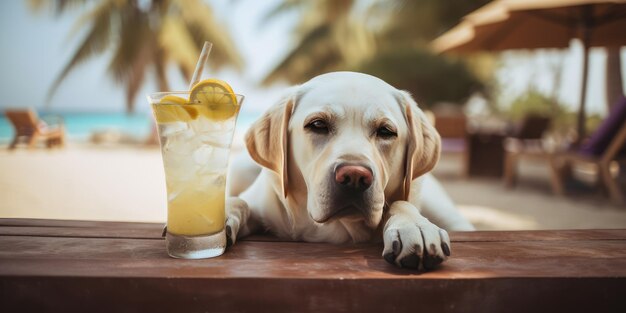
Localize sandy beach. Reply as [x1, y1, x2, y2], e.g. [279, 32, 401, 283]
[1, 145, 625, 230]
[0, 146, 167, 223]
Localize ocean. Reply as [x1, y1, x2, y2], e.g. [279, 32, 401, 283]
[0, 111, 258, 143]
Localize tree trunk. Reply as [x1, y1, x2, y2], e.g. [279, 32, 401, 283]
[155, 48, 170, 92]
[549, 51, 564, 115]
[605, 46, 624, 110]
[576, 42, 590, 144]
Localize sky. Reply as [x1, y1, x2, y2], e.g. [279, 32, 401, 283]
[496, 45, 626, 116]
[0, 0, 293, 115]
[0, 0, 623, 116]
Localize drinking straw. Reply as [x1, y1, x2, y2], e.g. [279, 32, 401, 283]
[188, 41, 213, 89]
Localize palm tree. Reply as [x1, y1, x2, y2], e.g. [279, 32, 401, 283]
[606, 47, 624, 109]
[262, 0, 489, 107]
[261, 0, 375, 85]
[371, 0, 491, 46]
[29, 0, 243, 112]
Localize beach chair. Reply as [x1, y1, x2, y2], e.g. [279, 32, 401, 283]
[503, 115, 556, 190]
[552, 97, 626, 204]
[504, 98, 626, 205]
[5, 109, 66, 149]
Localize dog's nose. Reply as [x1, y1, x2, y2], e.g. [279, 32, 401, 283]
[335, 164, 373, 191]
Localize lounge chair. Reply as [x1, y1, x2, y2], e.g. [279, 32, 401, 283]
[554, 97, 626, 204]
[5, 109, 66, 149]
[504, 99, 626, 204]
[503, 115, 556, 190]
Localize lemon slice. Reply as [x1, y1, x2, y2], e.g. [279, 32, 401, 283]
[189, 79, 239, 121]
[160, 95, 188, 105]
[153, 95, 199, 123]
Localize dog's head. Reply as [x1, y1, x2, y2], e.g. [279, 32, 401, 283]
[245, 72, 440, 229]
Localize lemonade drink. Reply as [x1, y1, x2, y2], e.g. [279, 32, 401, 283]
[157, 103, 231, 236]
[165, 174, 226, 236]
[149, 82, 242, 259]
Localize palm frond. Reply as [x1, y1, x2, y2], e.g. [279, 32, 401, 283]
[46, 0, 117, 101]
[323, 0, 354, 23]
[124, 42, 152, 112]
[261, 0, 367, 85]
[332, 17, 376, 67]
[67, 0, 127, 40]
[37, 0, 243, 112]
[153, 48, 169, 92]
[172, 0, 243, 71]
[27, 0, 94, 15]
[158, 16, 199, 78]
[178, 64, 192, 83]
[106, 5, 153, 110]
[107, 6, 149, 83]
[259, 0, 305, 26]
[262, 24, 339, 85]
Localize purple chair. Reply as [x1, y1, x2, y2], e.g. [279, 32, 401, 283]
[579, 97, 626, 157]
[504, 98, 626, 204]
[556, 97, 626, 204]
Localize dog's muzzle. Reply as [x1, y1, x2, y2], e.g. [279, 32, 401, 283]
[334, 163, 373, 192]
[309, 162, 377, 224]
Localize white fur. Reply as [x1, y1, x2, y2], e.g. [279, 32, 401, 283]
[226, 72, 474, 269]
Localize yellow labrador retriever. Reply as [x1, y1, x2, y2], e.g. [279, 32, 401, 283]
[227, 72, 473, 270]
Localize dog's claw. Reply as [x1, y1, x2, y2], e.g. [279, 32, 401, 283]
[383, 202, 452, 272]
[442, 242, 451, 257]
[225, 225, 233, 248]
[400, 254, 420, 269]
[392, 239, 401, 255]
[423, 255, 444, 270]
[383, 252, 396, 265]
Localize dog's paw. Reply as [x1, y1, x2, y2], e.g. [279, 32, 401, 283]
[225, 197, 249, 248]
[382, 201, 451, 270]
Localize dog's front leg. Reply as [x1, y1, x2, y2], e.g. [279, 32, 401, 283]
[225, 197, 259, 247]
[382, 201, 451, 270]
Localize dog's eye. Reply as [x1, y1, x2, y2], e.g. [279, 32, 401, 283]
[305, 119, 330, 134]
[376, 126, 397, 139]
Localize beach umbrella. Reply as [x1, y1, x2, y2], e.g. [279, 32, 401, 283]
[431, 0, 626, 141]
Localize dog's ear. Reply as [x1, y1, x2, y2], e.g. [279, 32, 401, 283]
[397, 91, 441, 200]
[245, 93, 295, 198]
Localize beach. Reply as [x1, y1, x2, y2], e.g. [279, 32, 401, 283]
[1, 145, 626, 230]
[0, 146, 167, 223]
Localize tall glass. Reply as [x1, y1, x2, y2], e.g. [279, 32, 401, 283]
[148, 91, 243, 259]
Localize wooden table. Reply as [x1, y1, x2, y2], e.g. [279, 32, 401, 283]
[1, 219, 625, 312]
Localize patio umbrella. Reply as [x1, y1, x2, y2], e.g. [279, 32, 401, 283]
[431, 0, 626, 141]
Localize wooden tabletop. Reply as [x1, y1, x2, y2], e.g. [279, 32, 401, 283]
[1, 218, 625, 312]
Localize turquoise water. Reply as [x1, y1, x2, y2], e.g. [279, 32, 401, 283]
[0, 111, 258, 143]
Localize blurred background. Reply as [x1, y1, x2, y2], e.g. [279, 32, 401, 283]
[1, 0, 625, 230]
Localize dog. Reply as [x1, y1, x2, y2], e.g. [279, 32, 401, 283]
[226, 71, 474, 270]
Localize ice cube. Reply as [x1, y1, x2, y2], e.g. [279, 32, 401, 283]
[212, 173, 226, 186]
[196, 173, 226, 191]
[189, 118, 221, 133]
[209, 147, 230, 168]
[193, 145, 214, 165]
[198, 133, 231, 149]
[163, 127, 195, 154]
[160, 121, 188, 137]
[162, 154, 196, 183]
[189, 117, 236, 136]
[167, 189, 182, 202]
